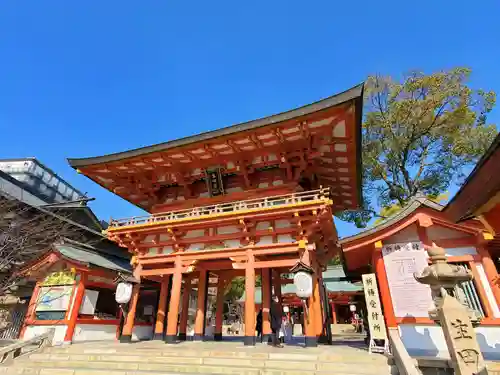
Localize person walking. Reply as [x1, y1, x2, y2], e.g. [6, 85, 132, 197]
[269, 295, 283, 348]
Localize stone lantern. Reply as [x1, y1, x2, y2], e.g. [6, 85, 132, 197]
[414, 246, 488, 375]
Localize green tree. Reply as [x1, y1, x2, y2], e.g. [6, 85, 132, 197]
[224, 275, 262, 301]
[340, 68, 497, 227]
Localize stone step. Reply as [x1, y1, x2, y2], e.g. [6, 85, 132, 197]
[0, 364, 395, 375]
[9, 357, 395, 375]
[35, 348, 388, 365]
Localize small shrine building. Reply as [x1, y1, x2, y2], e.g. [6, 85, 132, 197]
[67, 84, 364, 346]
[340, 196, 500, 360]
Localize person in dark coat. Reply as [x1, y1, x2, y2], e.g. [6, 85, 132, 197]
[256, 309, 263, 342]
[269, 295, 283, 347]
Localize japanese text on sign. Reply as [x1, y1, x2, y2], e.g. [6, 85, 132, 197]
[362, 273, 387, 341]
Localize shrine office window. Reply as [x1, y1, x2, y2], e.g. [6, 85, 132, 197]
[452, 263, 485, 318]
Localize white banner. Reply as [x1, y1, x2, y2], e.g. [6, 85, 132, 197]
[382, 242, 434, 318]
[362, 273, 387, 341]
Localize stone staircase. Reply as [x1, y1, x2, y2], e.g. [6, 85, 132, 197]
[0, 340, 397, 375]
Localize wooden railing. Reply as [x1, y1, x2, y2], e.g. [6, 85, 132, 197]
[0, 329, 54, 364]
[108, 188, 330, 229]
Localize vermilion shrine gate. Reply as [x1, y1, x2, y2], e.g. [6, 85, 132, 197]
[68, 84, 364, 346]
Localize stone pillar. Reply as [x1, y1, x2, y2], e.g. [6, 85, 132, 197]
[194, 269, 208, 341]
[261, 268, 272, 342]
[120, 283, 140, 343]
[153, 276, 170, 340]
[178, 275, 192, 341]
[165, 258, 183, 344]
[214, 276, 226, 341]
[244, 250, 256, 346]
[439, 295, 487, 375]
[414, 246, 488, 375]
[64, 273, 86, 343]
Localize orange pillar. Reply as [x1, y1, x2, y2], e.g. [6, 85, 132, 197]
[372, 247, 397, 328]
[261, 268, 272, 341]
[244, 250, 256, 346]
[64, 273, 86, 343]
[120, 283, 140, 342]
[178, 275, 192, 341]
[194, 269, 208, 341]
[314, 267, 324, 338]
[331, 303, 337, 324]
[214, 276, 226, 341]
[165, 258, 183, 343]
[477, 246, 500, 308]
[153, 276, 170, 340]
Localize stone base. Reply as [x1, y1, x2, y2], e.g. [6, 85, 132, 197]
[304, 336, 318, 347]
[214, 333, 222, 341]
[119, 335, 132, 343]
[164, 335, 177, 344]
[178, 332, 187, 341]
[193, 334, 203, 341]
[244, 336, 256, 346]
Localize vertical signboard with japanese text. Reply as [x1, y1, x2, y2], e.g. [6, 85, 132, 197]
[362, 273, 387, 341]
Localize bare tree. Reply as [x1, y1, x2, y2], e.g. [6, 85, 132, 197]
[0, 195, 95, 296]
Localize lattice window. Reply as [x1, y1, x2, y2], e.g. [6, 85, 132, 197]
[453, 263, 485, 318]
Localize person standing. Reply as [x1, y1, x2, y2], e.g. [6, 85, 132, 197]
[256, 309, 263, 342]
[269, 295, 283, 348]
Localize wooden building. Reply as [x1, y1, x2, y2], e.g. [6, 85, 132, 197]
[17, 239, 157, 345]
[446, 132, 500, 270]
[67, 84, 364, 346]
[341, 196, 500, 360]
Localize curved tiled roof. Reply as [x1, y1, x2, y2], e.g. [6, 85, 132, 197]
[67, 84, 364, 168]
[339, 195, 444, 244]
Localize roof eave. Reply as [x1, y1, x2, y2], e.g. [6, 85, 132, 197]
[67, 83, 364, 169]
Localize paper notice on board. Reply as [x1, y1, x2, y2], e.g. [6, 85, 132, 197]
[382, 242, 434, 318]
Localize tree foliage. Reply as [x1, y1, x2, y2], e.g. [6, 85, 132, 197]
[340, 68, 497, 227]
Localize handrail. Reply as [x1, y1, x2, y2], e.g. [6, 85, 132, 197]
[108, 188, 331, 229]
[388, 327, 420, 375]
[0, 329, 54, 364]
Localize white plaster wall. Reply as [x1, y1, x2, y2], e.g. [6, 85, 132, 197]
[23, 325, 68, 346]
[258, 236, 273, 245]
[399, 324, 500, 361]
[256, 221, 271, 231]
[384, 224, 419, 244]
[277, 234, 294, 243]
[218, 226, 239, 234]
[133, 325, 154, 341]
[73, 324, 117, 342]
[427, 225, 468, 241]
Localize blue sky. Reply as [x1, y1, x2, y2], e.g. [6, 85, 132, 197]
[0, 1, 499, 237]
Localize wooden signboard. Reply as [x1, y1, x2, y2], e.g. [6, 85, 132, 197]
[362, 273, 389, 354]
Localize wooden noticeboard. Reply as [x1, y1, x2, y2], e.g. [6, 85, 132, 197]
[382, 242, 434, 318]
